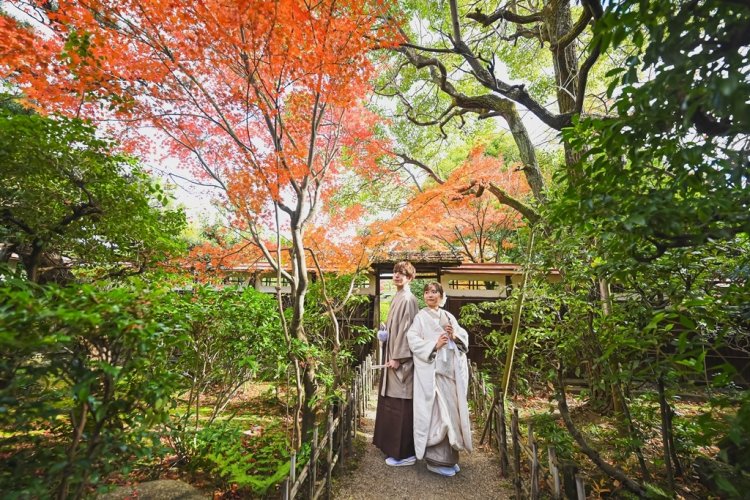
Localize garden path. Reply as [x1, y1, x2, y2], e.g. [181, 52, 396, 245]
[333, 392, 513, 499]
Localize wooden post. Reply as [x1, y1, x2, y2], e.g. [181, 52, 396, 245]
[548, 447, 561, 499]
[368, 356, 372, 392]
[347, 393, 354, 455]
[309, 426, 318, 499]
[529, 422, 539, 500]
[530, 438, 539, 499]
[353, 369, 359, 435]
[338, 394, 346, 475]
[367, 356, 372, 401]
[575, 474, 586, 500]
[511, 409, 523, 499]
[657, 375, 675, 489]
[282, 478, 289, 500]
[326, 411, 333, 499]
[290, 451, 297, 484]
[361, 365, 366, 415]
[561, 460, 579, 500]
[498, 397, 509, 476]
[482, 379, 487, 418]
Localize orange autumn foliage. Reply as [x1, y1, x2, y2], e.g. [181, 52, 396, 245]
[367, 146, 530, 262]
[2, 0, 400, 273]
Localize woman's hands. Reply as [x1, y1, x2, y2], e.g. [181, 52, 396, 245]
[434, 322, 454, 353]
[435, 333, 449, 351]
[444, 323, 455, 340]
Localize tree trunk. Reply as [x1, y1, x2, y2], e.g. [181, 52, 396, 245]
[289, 225, 317, 443]
[23, 239, 44, 283]
[504, 105, 546, 203]
[547, 0, 581, 167]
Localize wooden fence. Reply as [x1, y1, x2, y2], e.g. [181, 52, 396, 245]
[469, 363, 587, 500]
[279, 355, 375, 499]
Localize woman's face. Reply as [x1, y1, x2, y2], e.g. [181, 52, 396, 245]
[424, 286, 443, 309]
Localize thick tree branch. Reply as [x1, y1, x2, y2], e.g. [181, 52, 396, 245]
[574, 0, 604, 112]
[550, 8, 592, 51]
[395, 45, 546, 202]
[486, 182, 540, 224]
[398, 31, 574, 130]
[501, 25, 546, 44]
[2, 210, 35, 235]
[467, 7, 543, 26]
[393, 152, 445, 184]
[575, 40, 602, 113]
[554, 365, 647, 497]
[400, 42, 455, 54]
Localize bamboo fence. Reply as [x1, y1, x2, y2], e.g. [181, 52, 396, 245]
[469, 362, 588, 500]
[278, 355, 375, 499]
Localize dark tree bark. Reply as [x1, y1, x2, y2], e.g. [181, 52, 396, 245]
[554, 365, 647, 497]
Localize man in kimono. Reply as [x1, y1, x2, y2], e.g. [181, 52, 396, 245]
[407, 282, 472, 477]
[372, 261, 420, 466]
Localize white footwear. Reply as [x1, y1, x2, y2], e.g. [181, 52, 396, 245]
[386, 456, 417, 467]
[453, 464, 460, 473]
[426, 464, 456, 477]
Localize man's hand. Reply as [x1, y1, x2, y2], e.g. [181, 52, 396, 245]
[386, 359, 401, 370]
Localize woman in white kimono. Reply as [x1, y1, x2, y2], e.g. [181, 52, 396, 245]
[407, 282, 472, 477]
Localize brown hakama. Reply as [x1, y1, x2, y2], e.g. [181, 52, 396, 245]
[372, 394, 415, 459]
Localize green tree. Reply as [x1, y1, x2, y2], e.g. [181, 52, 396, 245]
[0, 106, 186, 282]
[559, 0, 750, 260]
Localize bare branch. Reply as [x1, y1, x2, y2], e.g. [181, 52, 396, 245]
[467, 7, 544, 26]
[393, 152, 445, 184]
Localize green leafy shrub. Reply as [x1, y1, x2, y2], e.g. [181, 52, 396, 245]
[160, 283, 286, 463]
[191, 420, 294, 496]
[303, 272, 374, 396]
[0, 106, 186, 284]
[0, 274, 185, 498]
[530, 412, 576, 462]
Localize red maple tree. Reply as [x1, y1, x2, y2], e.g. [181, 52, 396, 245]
[1, 0, 399, 443]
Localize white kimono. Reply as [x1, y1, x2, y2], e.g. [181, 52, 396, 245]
[407, 307, 473, 461]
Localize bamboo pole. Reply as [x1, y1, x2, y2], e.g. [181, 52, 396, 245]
[501, 229, 536, 398]
[282, 478, 289, 500]
[549, 447, 561, 499]
[575, 474, 586, 500]
[528, 423, 538, 499]
[530, 440, 539, 498]
[339, 395, 346, 475]
[498, 397, 509, 476]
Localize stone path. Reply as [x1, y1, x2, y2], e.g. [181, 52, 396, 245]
[334, 395, 513, 500]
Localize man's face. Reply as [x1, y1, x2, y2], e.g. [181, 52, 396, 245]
[393, 271, 412, 288]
